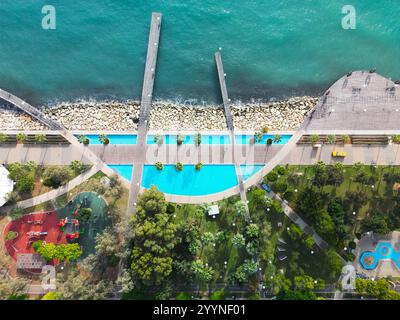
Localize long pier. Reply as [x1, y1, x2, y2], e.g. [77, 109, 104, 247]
[127, 12, 162, 214]
[215, 51, 234, 131]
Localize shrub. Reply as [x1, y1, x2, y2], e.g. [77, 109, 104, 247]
[34, 134, 47, 144]
[342, 134, 351, 144]
[16, 133, 27, 144]
[348, 241, 357, 250]
[76, 208, 92, 223]
[5, 231, 18, 241]
[16, 174, 35, 194]
[155, 162, 163, 170]
[275, 181, 288, 193]
[43, 167, 72, 188]
[273, 134, 282, 143]
[9, 207, 24, 220]
[266, 171, 278, 182]
[70, 160, 86, 175]
[166, 203, 175, 214]
[175, 162, 183, 171]
[5, 191, 21, 204]
[327, 134, 336, 144]
[284, 190, 295, 202]
[0, 133, 8, 143]
[310, 134, 320, 144]
[210, 290, 225, 300]
[42, 292, 57, 300]
[393, 135, 400, 144]
[176, 292, 192, 300]
[261, 127, 269, 134]
[195, 163, 203, 171]
[277, 166, 286, 175]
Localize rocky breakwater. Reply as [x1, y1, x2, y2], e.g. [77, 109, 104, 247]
[231, 96, 318, 131]
[43, 101, 141, 131]
[0, 107, 46, 130]
[149, 103, 227, 130]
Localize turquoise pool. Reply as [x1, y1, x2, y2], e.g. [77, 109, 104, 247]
[108, 164, 265, 196]
[108, 164, 134, 180]
[235, 134, 292, 145]
[360, 242, 400, 270]
[142, 165, 238, 196]
[76, 134, 137, 145]
[240, 164, 264, 181]
[147, 134, 231, 145]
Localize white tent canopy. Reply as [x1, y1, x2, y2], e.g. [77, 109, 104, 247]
[0, 165, 14, 207]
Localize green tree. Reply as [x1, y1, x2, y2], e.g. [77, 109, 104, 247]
[99, 134, 109, 145]
[195, 133, 202, 146]
[175, 162, 183, 171]
[0, 133, 8, 143]
[76, 207, 92, 223]
[43, 166, 72, 188]
[326, 134, 336, 144]
[70, 160, 86, 175]
[130, 186, 178, 285]
[191, 260, 214, 283]
[195, 162, 203, 171]
[232, 233, 246, 248]
[78, 135, 89, 145]
[310, 134, 320, 144]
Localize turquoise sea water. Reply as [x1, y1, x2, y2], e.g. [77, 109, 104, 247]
[1, 1, 399, 104]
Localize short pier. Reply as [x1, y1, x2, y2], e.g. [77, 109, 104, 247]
[127, 12, 162, 214]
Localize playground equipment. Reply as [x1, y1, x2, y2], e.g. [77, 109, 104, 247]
[58, 216, 80, 240]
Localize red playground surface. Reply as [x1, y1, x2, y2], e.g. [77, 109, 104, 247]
[3, 211, 67, 260]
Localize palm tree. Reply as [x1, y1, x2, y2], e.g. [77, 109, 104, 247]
[254, 132, 263, 143]
[99, 134, 109, 145]
[327, 134, 336, 144]
[195, 133, 202, 146]
[177, 134, 185, 146]
[195, 162, 203, 171]
[154, 134, 163, 145]
[78, 135, 89, 145]
[273, 134, 282, 144]
[34, 133, 47, 144]
[16, 133, 27, 144]
[0, 133, 8, 144]
[175, 162, 183, 171]
[155, 162, 163, 171]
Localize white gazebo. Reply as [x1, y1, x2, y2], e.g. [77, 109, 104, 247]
[0, 165, 14, 207]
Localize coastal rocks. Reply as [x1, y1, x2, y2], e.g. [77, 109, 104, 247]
[43, 101, 140, 131]
[0, 96, 318, 131]
[149, 103, 226, 130]
[231, 96, 317, 130]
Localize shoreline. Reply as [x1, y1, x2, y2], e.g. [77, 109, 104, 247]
[0, 96, 317, 131]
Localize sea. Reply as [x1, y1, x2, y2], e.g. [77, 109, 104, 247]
[0, 0, 399, 105]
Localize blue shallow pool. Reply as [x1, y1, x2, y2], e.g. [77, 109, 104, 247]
[240, 164, 265, 181]
[76, 134, 137, 145]
[142, 165, 238, 196]
[147, 134, 231, 145]
[108, 164, 134, 180]
[235, 134, 292, 145]
[360, 242, 400, 270]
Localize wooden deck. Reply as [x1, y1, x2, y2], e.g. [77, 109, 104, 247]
[127, 12, 162, 214]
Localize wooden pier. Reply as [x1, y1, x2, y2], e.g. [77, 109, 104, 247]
[127, 12, 162, 214]
[215, 51, 234, 131]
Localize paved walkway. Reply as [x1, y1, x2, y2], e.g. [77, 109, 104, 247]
[0, 165, 102, 213]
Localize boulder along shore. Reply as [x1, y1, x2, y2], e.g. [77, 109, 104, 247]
[0, 96, 317, 131]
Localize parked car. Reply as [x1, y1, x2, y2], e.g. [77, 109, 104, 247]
[261, 183, 272, 193]
[332, 150, 347, 157]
